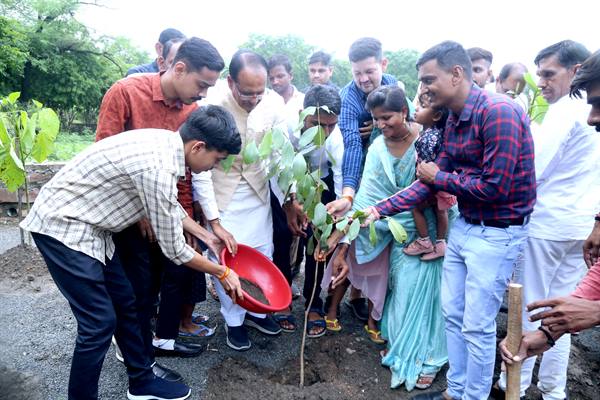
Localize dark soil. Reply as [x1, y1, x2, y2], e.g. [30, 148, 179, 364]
[240, 277, 270, 305]
[203, 327, 448, 400]
[1, 245, 599, 400]
[0, 245, 51, 292]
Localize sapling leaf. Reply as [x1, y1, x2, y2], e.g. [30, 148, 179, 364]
[221, 154, 236, 172]
[242, 141, 259, 164]
[298, 126, 319, 148]
[336, 217, 349, 231]
[281, 141, 295, 167]
[258, 129, 273, 159]
[292, 153, 307, 181]
[347, 219, 361, 241]
[313, 202, 327, 227]
[272, 127, 286, 150]
[313, 126, 326, 146]
[369, 222, 378, 246]
[388, 218, 408, 243]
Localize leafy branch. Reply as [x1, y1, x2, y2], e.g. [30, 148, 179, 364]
[0, 92, 60, 244]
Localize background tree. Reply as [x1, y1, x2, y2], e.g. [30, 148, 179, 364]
[384, 49, 420, 99]
[0, 0, 148, 130]
[239, 33, 315, 90]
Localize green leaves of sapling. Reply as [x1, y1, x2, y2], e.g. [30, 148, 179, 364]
[387, 218, 408, 243]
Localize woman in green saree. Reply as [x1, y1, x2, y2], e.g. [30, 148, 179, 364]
[326, 85, 454, 391]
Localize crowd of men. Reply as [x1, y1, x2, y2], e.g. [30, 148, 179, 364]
[19, 26, 600, 400]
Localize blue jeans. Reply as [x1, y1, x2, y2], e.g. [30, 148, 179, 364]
[442, 217, 528, 400]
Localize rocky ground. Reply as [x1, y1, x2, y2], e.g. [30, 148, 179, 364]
[1, 227, 598, 399]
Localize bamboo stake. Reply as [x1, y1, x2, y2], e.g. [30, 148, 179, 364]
[506, 283, 523, 400]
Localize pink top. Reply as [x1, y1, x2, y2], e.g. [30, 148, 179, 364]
[572, 259, 600, 300]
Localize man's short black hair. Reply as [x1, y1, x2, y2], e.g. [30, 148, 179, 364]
[416, 41, 473, 81]
[534, 40, 591, 68]
[349, 37, 383, 63]
[303, 84, 341, 115]
[267, 54, 292, 74]
[172, 37, 225, 73]
[161, 38, 185, 59]
[467, 47, 493, 64]
[229, 49, 268, 82]
[309, 51, 332, 66]
[571, 50, 600, 98]
[158, 28, 185, 45]
[179, 105, 241, 154]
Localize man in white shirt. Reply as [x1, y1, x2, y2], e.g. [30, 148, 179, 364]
[199, 50, 287, 350]
[497, 40, 597, 400]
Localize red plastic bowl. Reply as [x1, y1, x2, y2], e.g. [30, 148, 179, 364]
[220, 244, 292, 313]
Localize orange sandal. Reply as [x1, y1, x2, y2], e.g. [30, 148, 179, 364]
[364, 325, 386, 344]
[324, 317, 342, 332]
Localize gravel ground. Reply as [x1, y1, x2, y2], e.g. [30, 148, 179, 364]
[0, 225, 22, 254]
[1, 230, 599, 399]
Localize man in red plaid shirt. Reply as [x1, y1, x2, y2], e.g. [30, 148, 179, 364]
[363, 41, 535, 400]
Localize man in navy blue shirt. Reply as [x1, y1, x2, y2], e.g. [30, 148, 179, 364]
[127, 28, 185, 76]
[327, 37, 397, 218]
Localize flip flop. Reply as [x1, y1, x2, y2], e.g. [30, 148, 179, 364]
[179, 322, 216, 338]
[364, 325, 386, 344]
[324, 317, 342, 332]
[415, 373, 437, 390]
[273, 314, 297, 333]
[191, 313, 210, 325]
[306, 319, 327, 338]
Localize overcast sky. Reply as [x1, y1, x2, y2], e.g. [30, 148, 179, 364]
[78, 0, 599, 76]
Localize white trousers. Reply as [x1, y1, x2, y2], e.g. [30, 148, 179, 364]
[211, 181, 273, 327]
[499, 237, 586, 399]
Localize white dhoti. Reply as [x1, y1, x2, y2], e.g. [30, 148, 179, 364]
[210, 181, 273, 327]
[499, 237, 587, 399]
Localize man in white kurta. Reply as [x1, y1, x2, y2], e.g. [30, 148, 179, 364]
[498, 41, 599, 400]
[197, 51, 287, 351]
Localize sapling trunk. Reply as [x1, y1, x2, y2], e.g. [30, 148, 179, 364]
[300, 258, 322, 388]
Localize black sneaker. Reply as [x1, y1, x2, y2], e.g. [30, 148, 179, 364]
[224, 325, 251, 351]
[127, 376, 190, 400]
[346, 298, 369, 322]
[152, 362, 183, 383]
[243, 314, 282, 335]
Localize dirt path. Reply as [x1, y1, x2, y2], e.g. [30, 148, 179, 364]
[1, 245, 598, 399]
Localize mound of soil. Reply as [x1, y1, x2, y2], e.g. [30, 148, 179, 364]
[204, 329, 446, 400]
[0, 245, 50, 292]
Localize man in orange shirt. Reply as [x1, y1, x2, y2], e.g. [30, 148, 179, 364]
[97, 37, 234, 381]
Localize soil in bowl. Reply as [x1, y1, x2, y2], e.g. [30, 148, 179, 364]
[240, 277, 270, 305]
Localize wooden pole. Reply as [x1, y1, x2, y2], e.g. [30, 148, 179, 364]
[506, 283, 523, 400]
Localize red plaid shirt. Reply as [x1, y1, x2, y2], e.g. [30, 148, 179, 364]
[96, 72, 196, 217]
[375, 85, 536, 221]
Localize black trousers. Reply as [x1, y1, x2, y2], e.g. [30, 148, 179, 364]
[270, 187, 293, 285]
[302, 171, 337, 312]
[32, 232, 153, 400]
[113, 225, 202, 343]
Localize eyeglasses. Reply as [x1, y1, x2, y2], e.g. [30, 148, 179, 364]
[233, 81, 264, 101]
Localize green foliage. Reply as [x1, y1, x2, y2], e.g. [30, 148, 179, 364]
[0, 16, 29, 95]
[48, 130, 94, 161]
[240, 33, 315, 90]
[0, 92, 60, 191]
[387, 217, 408, 243]
[521, 72, 549, 124]
[384, 49, 420, 99]
[0, 0, 149, 128]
